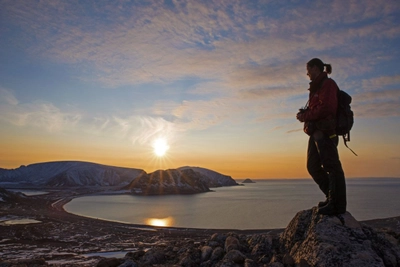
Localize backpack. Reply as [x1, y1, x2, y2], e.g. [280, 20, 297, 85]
[336, 89, 357, 156]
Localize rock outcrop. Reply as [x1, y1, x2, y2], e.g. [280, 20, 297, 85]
[280, 208, 400, 267]
[86, 208, 400, 266]
[242, 178, 255, 183]
[124, 168, 211, 195]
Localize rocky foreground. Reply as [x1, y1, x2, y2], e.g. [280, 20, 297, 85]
[0, 188, 400, 266]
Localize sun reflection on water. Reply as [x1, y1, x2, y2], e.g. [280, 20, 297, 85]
[145, 216, 174, 227]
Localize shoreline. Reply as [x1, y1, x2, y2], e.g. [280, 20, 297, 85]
[60, 186, 400, 231]
[54, 190, 285, 235]
[1, 188, 400, 265]
[7, 187, 400, 233]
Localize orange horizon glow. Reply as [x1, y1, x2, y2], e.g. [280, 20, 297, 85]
[1, 123, 399, 179]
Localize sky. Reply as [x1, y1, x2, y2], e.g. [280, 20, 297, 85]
[0, 0, 399, 179]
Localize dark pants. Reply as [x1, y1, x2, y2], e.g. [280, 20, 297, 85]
[307, 130, 347, 210]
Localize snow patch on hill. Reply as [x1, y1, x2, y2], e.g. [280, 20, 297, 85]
[0, 162, 238, 189]
[0, 161, 144, 187]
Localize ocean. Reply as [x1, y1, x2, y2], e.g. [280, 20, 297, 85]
[64, 178, 400, 230]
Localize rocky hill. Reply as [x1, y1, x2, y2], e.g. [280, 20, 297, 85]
[178, 166, 238, 187]
[0, 162, 238, 191]
[0, 161, 144, 187]
[123, 168, 211, 195]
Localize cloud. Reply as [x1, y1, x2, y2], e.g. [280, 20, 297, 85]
[87, 114, 183, 147]
[0, 88, 81, 132]
[350, 74, 400, 118]
[3, 0, 399, 89]
[0, 87, 19, 105]
[0, 87, 183, 145]
[1, 0, 399, 133]
[353, 88, 400, 118]
[362, 75, 400, 92]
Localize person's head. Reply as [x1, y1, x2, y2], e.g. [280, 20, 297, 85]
[306, 58, 332, 81]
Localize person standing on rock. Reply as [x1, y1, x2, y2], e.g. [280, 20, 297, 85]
[296, 58, 347, 215]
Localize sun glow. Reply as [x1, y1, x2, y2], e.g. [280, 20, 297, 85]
[145, 217, 174, 227]
[152, 137, 169, 157]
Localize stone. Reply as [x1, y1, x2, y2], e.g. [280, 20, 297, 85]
[223, 249, 246, 263]
[225, 236, 240, 252]
[210, 247, 225, 261]
[179, 255, 195, 266]
[280, 207, 400, 266]
[210, 233, 226, 244]
[201, 246, 213, 261]
[141, 248, 166, 265]
[248, 234, 274, 261]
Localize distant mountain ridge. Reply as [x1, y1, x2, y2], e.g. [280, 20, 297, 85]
[0, 161, 238, 190]
[0, 161, 144, 187]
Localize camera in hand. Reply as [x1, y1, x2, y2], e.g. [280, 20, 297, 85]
[298, 108, 307, 113]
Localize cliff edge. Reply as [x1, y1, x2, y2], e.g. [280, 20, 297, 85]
[279, 207, 400, 266]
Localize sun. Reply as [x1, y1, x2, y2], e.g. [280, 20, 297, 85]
[152, 137, 169, 157]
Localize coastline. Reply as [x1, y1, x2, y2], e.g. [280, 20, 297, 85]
[1, 188, 399, 265]
[0, 188, 279, 265]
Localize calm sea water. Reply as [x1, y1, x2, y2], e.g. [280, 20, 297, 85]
[64, 178, 400, 230]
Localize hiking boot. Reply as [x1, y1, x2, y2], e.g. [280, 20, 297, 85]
[335, 206, 346, 214]
[318, 202, 337, 215]
[318, 199, 329, 207]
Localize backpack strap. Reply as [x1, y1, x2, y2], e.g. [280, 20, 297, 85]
[303, 77, 328, 109]
[342, 133, 358, 156]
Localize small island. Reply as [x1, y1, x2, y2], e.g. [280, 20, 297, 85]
[242, 178, 255, 183]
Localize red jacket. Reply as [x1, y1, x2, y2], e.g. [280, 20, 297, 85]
[303, 72, 338, 134]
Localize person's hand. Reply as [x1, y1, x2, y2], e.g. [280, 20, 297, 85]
[296, 112, 305, 122]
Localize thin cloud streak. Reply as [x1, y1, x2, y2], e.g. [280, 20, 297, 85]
[0, 100, 81, 132]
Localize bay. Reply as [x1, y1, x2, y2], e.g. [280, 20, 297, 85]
[64, 178, 400, 230]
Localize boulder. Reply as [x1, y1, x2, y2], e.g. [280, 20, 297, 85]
[201, 246, 213, 261]
[280, 207, 400, 266]
[225, 236, 240, 252]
